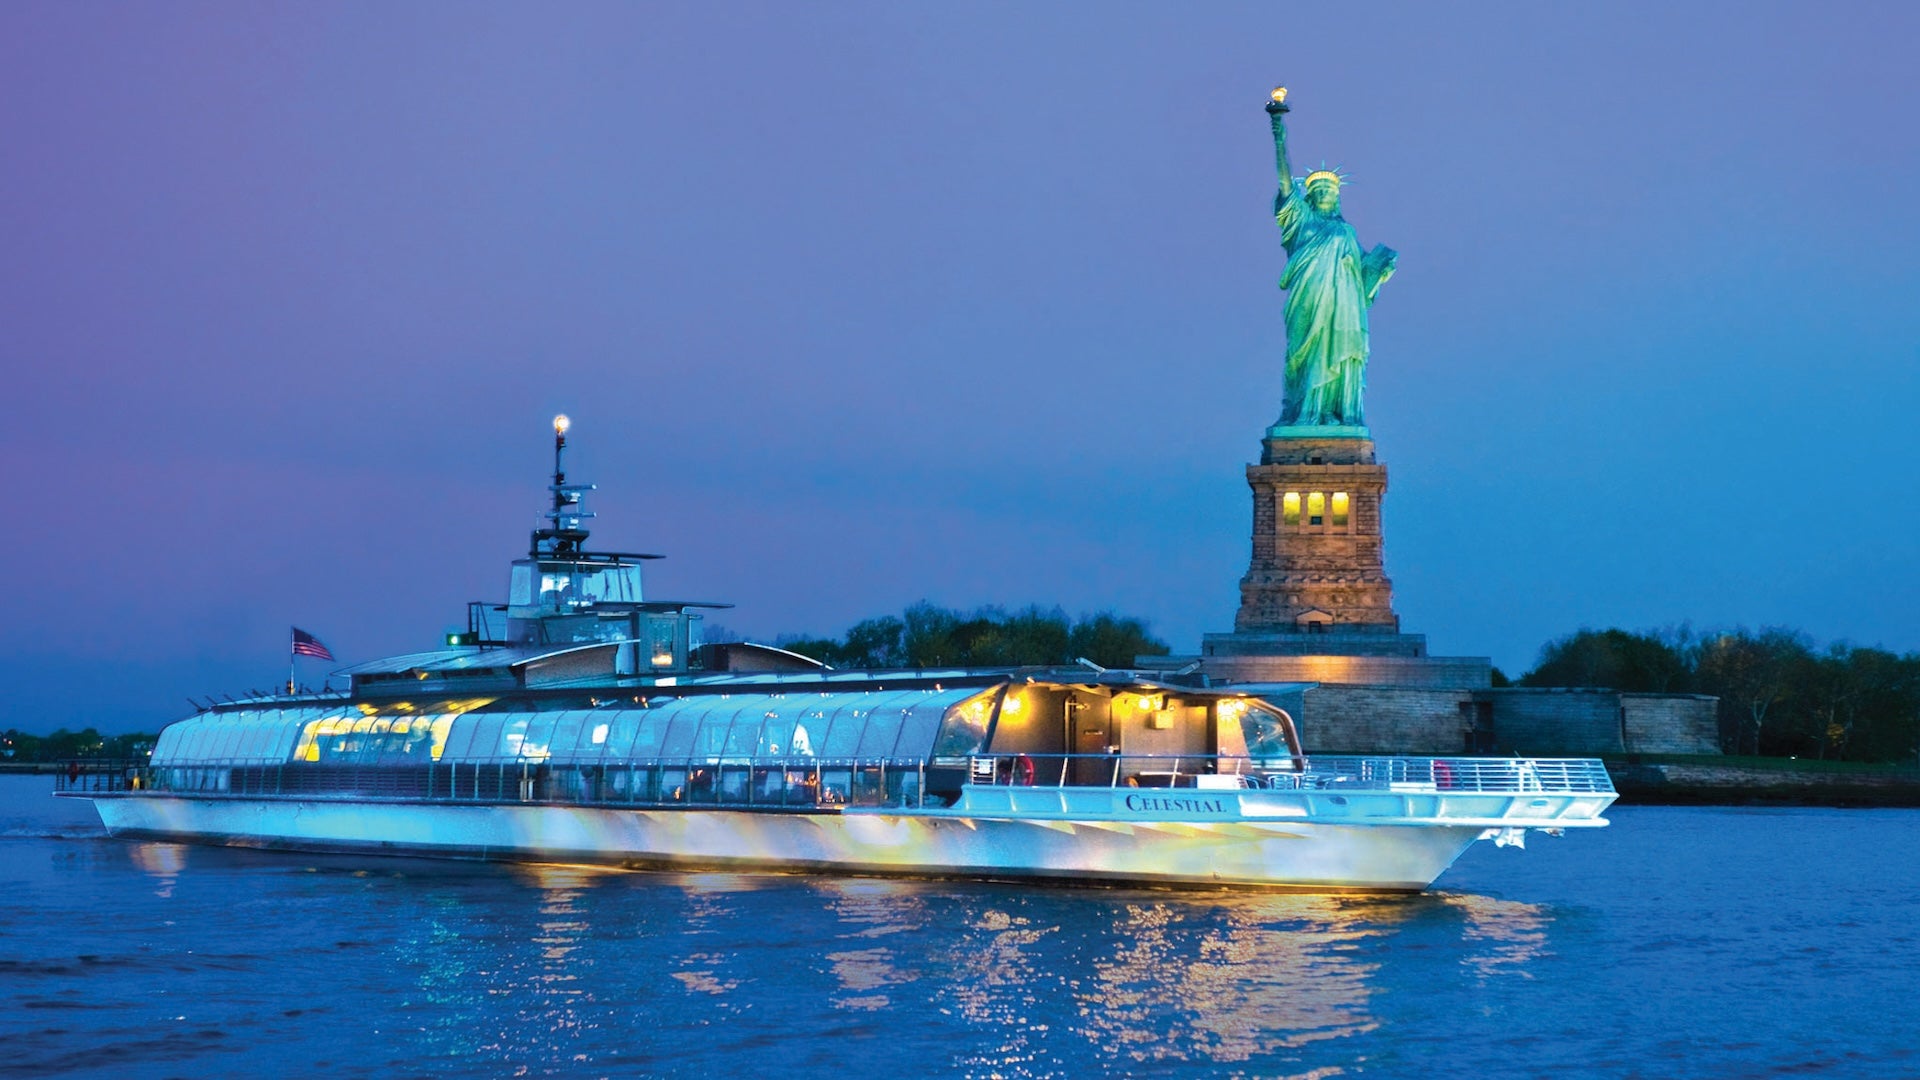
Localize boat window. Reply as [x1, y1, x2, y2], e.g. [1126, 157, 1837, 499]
[895, 696, 951, 759]
[721, 705, 769, 758]
[248, 713, 278, 759]
[220, 715, 250, 760]
[539, 571, 577, 610]
[1236, 702, 1296, 760]
[693, 702, 751, 758]
[210, 716, 242, 760]
[189, 716, 220, 761]
[171, 719, 199, 762]
[571, 709, 612, 762]
[468, 713, 511, 761]
[200, 721, 226, 760]
[427, 715, 458, 761]
[856, 704, 910, 758]
[628, 708, 674, 758]
[932, 690, 998, 757]
[657, 701, 707, 758]
[153, 725, 183, 761]
[645, 615, 677, 668]
[216, 714, 249, 757]
[438, 714, 479, 761]
[292, 717, 324, 762]
[818, 697, 868, 757]
[577, 564, 642, 605]
[1216, 702, 1250, 759]
[548, 710, 588, 762]
[604, 708, 644, 757]
[752, 707, 814, 759]
[264, 711, 311, 762]
[201, 715, 237, 760]
[516, 712, 558, 761]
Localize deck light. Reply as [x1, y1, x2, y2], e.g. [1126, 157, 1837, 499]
[553, 414, 571, 435]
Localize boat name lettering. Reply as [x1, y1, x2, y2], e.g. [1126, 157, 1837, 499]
[1124, 794, 1227, 814]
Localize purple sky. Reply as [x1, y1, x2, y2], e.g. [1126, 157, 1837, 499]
[4, 2, 1917, 733]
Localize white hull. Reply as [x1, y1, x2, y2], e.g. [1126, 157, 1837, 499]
[81, 784, 1608, 890]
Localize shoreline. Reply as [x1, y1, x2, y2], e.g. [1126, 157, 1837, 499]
[1603, 757, 1920, 808]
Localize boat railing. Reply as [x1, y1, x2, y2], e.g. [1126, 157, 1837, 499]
[962, 753, 1615, 796]
[51, 760, 148, 793]
[58, 752, 1615, 807]
[64, 757, 943, 811]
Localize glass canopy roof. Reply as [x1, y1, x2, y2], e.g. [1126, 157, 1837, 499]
[152, 688, 996, 768]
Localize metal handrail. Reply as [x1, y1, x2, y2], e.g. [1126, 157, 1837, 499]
[59, 752, 1616, 807]
[961, 752, 1615, 795]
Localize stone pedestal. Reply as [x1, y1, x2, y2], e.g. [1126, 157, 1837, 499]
[1178, 428, 1491, 695]
[1232, 432, 1406, 639]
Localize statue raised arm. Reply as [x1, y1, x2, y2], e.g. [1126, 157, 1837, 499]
[1265, 87, 1397, 431]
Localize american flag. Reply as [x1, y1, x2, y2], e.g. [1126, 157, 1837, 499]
[291, 627, 335, 662]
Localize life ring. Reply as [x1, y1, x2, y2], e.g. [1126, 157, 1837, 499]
[1432, 761, 1455, 790]
[1013, 753, 1036, 787]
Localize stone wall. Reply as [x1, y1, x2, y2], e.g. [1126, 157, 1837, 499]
[1290, 686, 1474, 753]
[1482, 688, 1625, 755]
[1621, 694, 1721, 754]
[1269, 683, 1723, 757]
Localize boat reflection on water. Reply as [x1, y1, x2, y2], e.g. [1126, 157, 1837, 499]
[350, 864, 1561, 1075]
[1437, 891, 1552, 981]
[127, 841, 188, 899]
[104, 838, 1561, 1074]
[816, 880, 930, 1012]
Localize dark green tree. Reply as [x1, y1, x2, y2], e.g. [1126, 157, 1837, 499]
[1690, 628, 1813, 755]
[1069, 612, 1171, 669]
[1521, 628, 1691, 692]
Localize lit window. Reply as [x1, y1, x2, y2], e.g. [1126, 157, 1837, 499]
[1332, 491, 1350, 527]
[1307, 492, 1325, 526]
[1282, 492, 1301, 526]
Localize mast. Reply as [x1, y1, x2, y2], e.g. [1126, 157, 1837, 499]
[531, 413, 595, 557]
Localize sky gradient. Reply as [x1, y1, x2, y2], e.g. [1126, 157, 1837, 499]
[4, 2, 1917, 733]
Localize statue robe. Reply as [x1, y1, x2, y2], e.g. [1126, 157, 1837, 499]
[1274, 189, 1389, 427]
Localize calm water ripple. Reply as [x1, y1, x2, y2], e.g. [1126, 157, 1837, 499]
[4, 776, 1917, 1078]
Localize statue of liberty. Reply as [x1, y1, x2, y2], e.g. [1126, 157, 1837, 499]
[1267, 87, 1397, 430]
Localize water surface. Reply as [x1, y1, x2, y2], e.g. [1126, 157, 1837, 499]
[4, 776, 1915, 1078]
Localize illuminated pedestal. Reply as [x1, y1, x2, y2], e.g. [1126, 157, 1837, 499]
[1195, 432, 1491, 690]
[1230, 433, 1407, 642]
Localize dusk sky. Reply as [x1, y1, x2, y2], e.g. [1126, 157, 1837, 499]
[4, 2, 1917, 733]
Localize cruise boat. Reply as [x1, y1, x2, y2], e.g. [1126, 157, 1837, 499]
[60, 418, 1616, 891]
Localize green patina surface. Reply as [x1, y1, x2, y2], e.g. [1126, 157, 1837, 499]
[1267, 98, 1396, 432]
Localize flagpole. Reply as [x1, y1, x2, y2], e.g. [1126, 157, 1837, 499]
[288, 626, 296, 696]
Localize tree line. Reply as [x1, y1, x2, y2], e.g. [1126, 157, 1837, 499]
[3, 729, 154, 763]
[770, 601, 1172, 671]
[15, 618, 1914, 767]
[1520, 627, 1920, 764]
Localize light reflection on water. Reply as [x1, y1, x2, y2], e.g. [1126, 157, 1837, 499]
[8, 786, 1919, 1079]
[128, 840, 187, 898]
[355, 864, 1564, 1078]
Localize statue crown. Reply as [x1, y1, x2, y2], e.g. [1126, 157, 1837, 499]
[1304, 169, 1343, 191]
